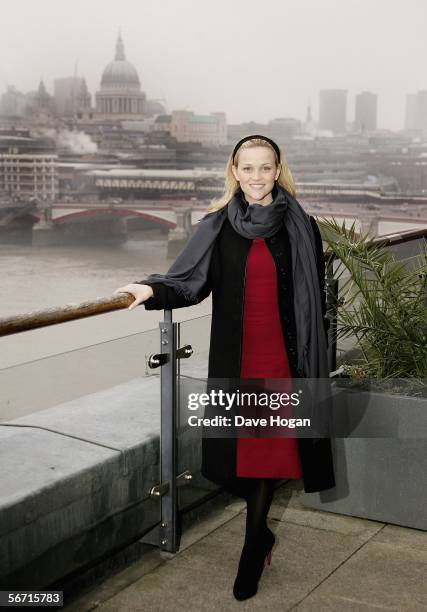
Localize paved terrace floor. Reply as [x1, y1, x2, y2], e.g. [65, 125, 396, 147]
[65, 479, 427, 612]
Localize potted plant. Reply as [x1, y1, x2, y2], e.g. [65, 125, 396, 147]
[303, 217, 427, 530]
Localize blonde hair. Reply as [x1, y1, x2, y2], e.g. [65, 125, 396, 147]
[206, 137, 297, 213]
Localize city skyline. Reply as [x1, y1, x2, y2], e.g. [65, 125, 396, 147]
[1, 0, 426, 130]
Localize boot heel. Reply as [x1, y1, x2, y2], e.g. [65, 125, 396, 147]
[233, 528, 275, 601]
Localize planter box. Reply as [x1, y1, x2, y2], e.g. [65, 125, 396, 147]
[303, 386, 427, 531]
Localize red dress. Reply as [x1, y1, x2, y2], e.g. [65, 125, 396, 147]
[236, 237, 303, 479]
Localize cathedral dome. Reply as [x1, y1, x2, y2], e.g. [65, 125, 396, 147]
[100, 34, 140, 90]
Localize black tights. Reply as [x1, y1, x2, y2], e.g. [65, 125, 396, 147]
[225, 477, 277, 548]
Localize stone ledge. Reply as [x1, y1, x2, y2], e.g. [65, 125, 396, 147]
[0, 375, 214, 589]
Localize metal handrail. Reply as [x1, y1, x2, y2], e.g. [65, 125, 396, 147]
[321, 224, 427, 266]
[0, 226, 425, 338]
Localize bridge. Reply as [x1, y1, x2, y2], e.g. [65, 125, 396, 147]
[32, 198, 209, 256]
[27, 195, 427, 258]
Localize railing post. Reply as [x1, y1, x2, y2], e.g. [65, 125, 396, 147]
[158, 309, 179, 553]
[140, 308, 180, 553]
[160, 310, 178, 552]
[141, 311, 195, 553]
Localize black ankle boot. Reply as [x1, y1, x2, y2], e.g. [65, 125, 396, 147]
[233, 528, 275, 601]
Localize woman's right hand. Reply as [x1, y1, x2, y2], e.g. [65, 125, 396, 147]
[113, 283, 154, 311]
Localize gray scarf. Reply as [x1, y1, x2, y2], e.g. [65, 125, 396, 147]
[141, 184, 329, 387]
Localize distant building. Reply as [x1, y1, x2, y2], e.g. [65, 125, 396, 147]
[405, 90, 427, 132]
[319, 89, 347, 134]
[405, 93, 418, 130]
[95, 32, 146, 120]
[416, 91, 427, 132]
[144, 99, 167, 118]
[354, 91, 377, 132]
[0, 131, 58, 200]
[304, 103, 315, 136]
[25, 80, 57, 123]
[152, 114, 172, 134]
[0, 86, 28, 117]
[227, 122, 267, 143]
[228, 119, 301, 146]
[54, 76, 92, 118]
[268, 117, 302, 139]
[170, 110, 227, 145]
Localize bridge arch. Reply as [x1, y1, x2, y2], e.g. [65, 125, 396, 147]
[51, 207, 176, 229]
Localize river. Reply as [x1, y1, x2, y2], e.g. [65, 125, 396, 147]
[0, 229, 212, 370]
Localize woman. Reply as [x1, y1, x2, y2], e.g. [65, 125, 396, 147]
[113, 135, 335, 601]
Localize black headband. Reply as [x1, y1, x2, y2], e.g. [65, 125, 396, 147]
[231, 134, 281, 164]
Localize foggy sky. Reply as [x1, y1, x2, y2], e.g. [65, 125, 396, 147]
[1, 0, 426, 130]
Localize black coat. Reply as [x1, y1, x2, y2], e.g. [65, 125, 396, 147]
[143, 204, 336, 494]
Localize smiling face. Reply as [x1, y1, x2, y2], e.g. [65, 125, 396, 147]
[231, 145, 281, 205]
